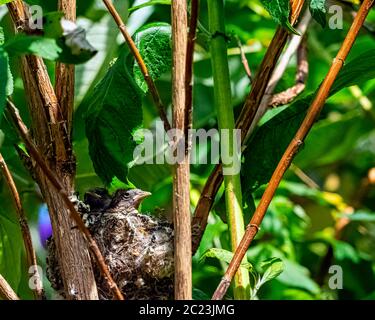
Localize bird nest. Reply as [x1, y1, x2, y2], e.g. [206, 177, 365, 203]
[46, 188, 174, 300]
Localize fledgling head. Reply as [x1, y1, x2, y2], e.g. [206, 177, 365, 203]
[109, 189, 151, 212]
[84, 188, 112, 211]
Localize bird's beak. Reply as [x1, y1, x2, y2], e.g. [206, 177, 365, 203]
[133, 191, 152, 208]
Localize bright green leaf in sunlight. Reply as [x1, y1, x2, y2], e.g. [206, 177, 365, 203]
[3, 12, 97, 64]
[260, 0, 299, 34]
[259, 257, 284, 284]
[0, 0, 14, 5]
[128, 0, 171, 13]
[309, 0, 327, 28]
[4, 35, 62, 61]
[85, 24, 172, 185]
[242, 50, 375, 195]
[133, 23, 172, 93]
[200, 248, 253, 270]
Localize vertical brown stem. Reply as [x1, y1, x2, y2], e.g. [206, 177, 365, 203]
[212, 0, 374, 300]
[55, 0, 76, 135]
[171, 0, 191, 300]
[7, 0, 98, 300]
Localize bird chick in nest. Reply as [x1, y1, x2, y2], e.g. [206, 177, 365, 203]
[46, 188, 174, 300]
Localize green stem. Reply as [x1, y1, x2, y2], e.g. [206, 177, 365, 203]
[207, 0, 250, 300]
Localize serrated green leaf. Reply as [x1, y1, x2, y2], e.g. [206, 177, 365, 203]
[133, 23, 172, 93]
[259, 257, 284, 284]
[129, 0, 171, 13]
[309, 0, 327, 28]
[242, 50, 375, 194]
[261, 0, 299, 34]
[200, 248, 253, 270]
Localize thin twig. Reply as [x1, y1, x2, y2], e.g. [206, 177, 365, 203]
[246, 9, 311, 141]
[171, 0, 191, 300]
[6, 101, 124, 301]
[185, 0, 199, 146]
[191, 0, 305, 254]
[0, 274, 19, 300]
[212, 0, 374, 300]
[269, 36, 309, 107]
[0, 153, 44, 300]
[290, 163, 319, 189]
[236, 35, 252, 82]
[102, 0, 171, 132]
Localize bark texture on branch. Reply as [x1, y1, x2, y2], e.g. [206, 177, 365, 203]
[171, 0, 192, 300]
[0, 274, 19, 300]
[7, 0, 98, 300]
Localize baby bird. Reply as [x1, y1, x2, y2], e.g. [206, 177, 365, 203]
[47, 188, 174, 300]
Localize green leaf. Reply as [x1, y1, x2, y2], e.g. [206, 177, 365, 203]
[295, 112, 373, 168]
[0, 130, 4, 148]
[0, 26, 4, 45]
[309, 0, 327, 28]
[3, 12, 97, 65]
[242, 50, 375, 194]
[333, 241, 360, 263]
[277, 259, 320, 294]
[0, 210, 23, 293]
[0, 47, 12, 121]
[84, 24, 172, 184]
[0, 0, 14, 5]
[260, 0, 299, 34]
[43, 13, 98, 64]
[84, 49, 143, 184]
[200, 248, 253, 270]
[330, 50, 375, 96]
[243, 98, 310, 193]
[133, 23, 172, 93]
[259, 257, 284, 284]
[129, 0, 171, 13]
[192, 288, 210, 300]
[4, 35, 62, 61]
